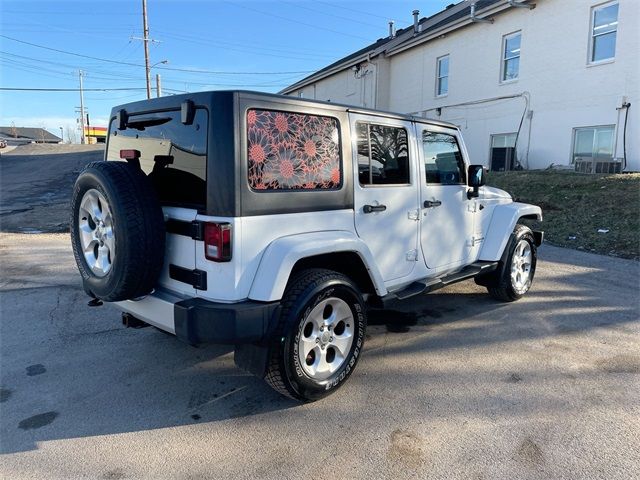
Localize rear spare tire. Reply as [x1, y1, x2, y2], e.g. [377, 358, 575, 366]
[70, 161, 165, 302]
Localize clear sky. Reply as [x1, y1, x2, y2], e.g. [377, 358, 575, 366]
[0, 0, 453, 140]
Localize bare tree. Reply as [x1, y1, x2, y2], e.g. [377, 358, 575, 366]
[66, 126, 77, 144]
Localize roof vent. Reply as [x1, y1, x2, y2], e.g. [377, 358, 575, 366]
[389, 20, 396, 39]
[412, 10, 420, 34]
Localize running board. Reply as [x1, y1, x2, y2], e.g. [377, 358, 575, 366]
[372, 261, 499, 308]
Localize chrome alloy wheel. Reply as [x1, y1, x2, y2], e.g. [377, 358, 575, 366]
[510, 239, 532, 294]
[298, 297, 355, 381]
[78, 189, 115, 277]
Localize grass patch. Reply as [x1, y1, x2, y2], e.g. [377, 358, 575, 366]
[487, 170, 640, 260]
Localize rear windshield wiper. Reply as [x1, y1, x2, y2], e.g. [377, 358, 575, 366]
[125, 116, 171, 131]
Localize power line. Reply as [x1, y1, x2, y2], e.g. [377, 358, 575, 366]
[315, 0, 409, 24]
[0, 87, 149, 92]
[280, 0, 383, 29]
[220, 0, 372, 41]
[0, 34, 317, 75]
[0, 53, 302, 88]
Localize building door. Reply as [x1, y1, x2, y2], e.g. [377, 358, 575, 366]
[350, 113, 420, 282]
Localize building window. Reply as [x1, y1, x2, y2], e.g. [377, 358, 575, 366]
[502, 32, 521, 82]
[422, 131, 465, 184]
[297, 91, 304, 98]
[246, 109, 342, 191]
[490, 133, 517, 171]
[572, 126, 615, 163]
[357, 123, 410, 185]
[436, 55, 449, 97]
[590, 1, 618, 63]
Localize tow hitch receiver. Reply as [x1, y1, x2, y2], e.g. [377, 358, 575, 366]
[122, 313, 150, 329]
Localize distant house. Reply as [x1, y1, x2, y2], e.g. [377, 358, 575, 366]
[281, 0, 638, 173]
[0, 127, 62, 146]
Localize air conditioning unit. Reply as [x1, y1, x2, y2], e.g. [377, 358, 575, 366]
[574, 157, 621, 174]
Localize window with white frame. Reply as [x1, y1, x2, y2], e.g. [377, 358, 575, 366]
[502, 32, 521, 81]
[436, 55, 449, 96]
[590, 1, 618, 63]
[572, 126, 615, 163]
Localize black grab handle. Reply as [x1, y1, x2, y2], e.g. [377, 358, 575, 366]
[363, 204, 387, 214]
[423, 200, 442, 208]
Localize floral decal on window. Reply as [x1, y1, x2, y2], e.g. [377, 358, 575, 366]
[247, 109, 341, 190]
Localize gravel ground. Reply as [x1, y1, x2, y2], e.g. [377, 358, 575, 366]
[1, 233, 638, 480]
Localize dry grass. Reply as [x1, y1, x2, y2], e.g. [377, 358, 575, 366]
[488, 170, 640, 260]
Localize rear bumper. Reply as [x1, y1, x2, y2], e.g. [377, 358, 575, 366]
[115, 291, 280, 345]
[174, 298, 280, 345]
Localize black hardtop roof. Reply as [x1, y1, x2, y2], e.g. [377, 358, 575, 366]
[110, 90, 458, 130]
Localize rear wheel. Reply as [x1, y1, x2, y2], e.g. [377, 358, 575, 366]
[265, 269, 367, 401]
[487, 224, 537, 302]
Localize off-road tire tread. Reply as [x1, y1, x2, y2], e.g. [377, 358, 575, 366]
[264, 268, 349, 401]
[70, 161, 165, 302]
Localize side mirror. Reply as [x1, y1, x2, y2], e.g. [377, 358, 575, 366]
[467, 164, 486, 199]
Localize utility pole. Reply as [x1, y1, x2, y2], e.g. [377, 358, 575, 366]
[156, 73, 162, 98]
[142, 0, 151, 99]
[78, 70, 86, 145]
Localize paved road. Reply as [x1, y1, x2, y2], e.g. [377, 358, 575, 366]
[0, 144, 104, 233]
[0, 233, 638, 480]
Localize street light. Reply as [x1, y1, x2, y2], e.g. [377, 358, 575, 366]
[151, 60, 168, 98]
[59, 126, 64, 144]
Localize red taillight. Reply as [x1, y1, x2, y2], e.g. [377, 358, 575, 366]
[204, 222, 232, 262]
[120, 149, 140, 160]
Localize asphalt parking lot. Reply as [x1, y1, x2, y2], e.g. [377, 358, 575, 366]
[1, 231, 638, 479]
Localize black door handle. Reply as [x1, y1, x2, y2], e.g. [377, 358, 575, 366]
[423, 200, 442, 208]
[363, 204, 387, 214]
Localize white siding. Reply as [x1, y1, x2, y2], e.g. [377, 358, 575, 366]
[287, 0, 639, 171]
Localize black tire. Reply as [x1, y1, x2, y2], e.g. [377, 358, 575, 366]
[265, 269, 367, 402]
[487, 224, 537, 302]
[70, 161, 165, 302]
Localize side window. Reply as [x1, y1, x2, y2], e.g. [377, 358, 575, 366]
[502, 31, 521, 82]
[590, 1, 618, 63]
[436, 55, 449, 96]
[247, 109, 342, 191]
[357, 122, 410, 186]
[422, 131, 466, 185]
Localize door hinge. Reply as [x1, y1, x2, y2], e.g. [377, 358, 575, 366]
[169, 265, 208, 290]
[468, 235, 485, 247]
[407, 209, 420, 221]
[165, 219, 205, 241]
[406, 249, 419, 261]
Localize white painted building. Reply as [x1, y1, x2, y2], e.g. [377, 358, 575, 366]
[281, 0, 638, 172]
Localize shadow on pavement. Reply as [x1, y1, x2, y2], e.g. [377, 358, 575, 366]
[0, 244, 638, 454]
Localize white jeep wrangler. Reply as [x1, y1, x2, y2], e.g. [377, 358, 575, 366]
[70, 91, 543, 401]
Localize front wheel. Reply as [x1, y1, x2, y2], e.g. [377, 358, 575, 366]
[265, 269, 367, 401]
[487, 224, 538, 302]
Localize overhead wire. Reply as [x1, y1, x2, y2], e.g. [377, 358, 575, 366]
[0, 35, 317, 75]
[219, 0, 372, 41]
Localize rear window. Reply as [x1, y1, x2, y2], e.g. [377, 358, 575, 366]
[106, 108, 208, 209]
[246, 108, 342, 191]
